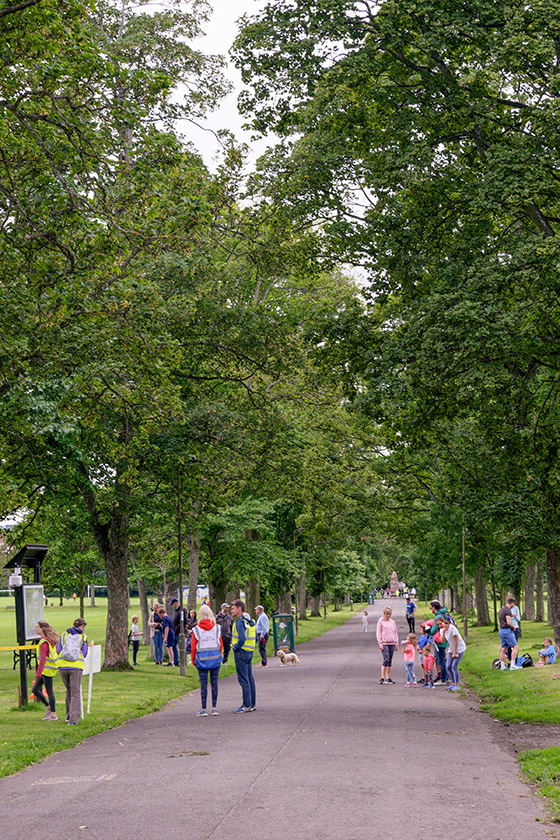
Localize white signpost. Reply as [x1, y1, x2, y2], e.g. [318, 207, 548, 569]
[81, 643, 102, 717]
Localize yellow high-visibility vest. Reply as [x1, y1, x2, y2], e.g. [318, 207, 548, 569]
[57, 630, 88, 670]
[37, 637, 59, 677]
[232, 617, 256, 652]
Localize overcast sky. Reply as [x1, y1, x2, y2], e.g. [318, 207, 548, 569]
[186, 0, 271, 166]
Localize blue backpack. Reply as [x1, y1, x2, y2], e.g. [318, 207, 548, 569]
[193, 625, 222, 669]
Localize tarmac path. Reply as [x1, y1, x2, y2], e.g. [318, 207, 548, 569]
[0, 601, 552, 840]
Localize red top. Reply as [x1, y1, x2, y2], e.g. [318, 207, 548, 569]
[190, 619, 223, 666]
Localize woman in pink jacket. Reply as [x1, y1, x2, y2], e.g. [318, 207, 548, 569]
[376, 606, 399, 684]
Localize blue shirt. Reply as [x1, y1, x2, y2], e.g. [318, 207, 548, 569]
[406, 601, 416, 615]
[541, 644, 557, 664]
[256, 611, 269, 637]
[510, 605, 521, 629]
[418, 633, 430, 650]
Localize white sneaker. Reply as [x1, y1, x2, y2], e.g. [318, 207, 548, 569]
[509, 663, 522, 670]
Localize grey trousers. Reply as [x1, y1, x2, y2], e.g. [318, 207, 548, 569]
[59, 668, 83, 723]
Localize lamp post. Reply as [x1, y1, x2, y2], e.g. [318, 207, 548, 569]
[177, 468, 186, 676]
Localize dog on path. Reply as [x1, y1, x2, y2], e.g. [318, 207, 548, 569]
[277, 649, 301, 667]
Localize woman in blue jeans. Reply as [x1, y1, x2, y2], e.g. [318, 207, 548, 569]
[436, 617, 466, 692]
[191, 605, 222, 716]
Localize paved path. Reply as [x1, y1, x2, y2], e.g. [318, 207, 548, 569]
[0, 602, 551, 839]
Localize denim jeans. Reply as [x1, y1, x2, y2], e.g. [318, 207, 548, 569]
[132, 639, 140, 665]
[153, 632, 164, 663]
[435, 645, 447, 682]
[258, 633, 269, 666]
[234, 649, 256, 708]
[404, 661, 417, 683]
[446, 650, 464, 684]
[198, 666, 220, 709]
[172, 638, 179, 665]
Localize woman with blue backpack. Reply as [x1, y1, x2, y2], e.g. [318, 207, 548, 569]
[191, 604, 223, 717]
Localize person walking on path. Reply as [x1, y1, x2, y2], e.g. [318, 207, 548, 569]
[33, 620, 59, 720]
[436, 616, 466, 691]
[405, 597, 416, 633]
[56, 617, 88, 725]
[216, 603, 233, 664]
[191, 604, 223, 716]
[498, 598, 522, 671]
[401, 632, 418, 686]
[361, 610, 370, 633]
[376, 606, 399, 684]
[255, 605, 269, 668]
[130, 614, 142, 666]
[428, 600, 450, 685]
[231, 599, 257, 712]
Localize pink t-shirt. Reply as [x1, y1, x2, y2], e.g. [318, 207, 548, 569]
[423, 652, 436, 671]
[403, 642, 416, 662]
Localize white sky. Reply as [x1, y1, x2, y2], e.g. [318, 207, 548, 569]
[188, 0, 272, 167]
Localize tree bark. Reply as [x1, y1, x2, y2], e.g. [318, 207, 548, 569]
[277, 591, 292, 614]
[90, 582, 96, 608]
[187, 532, 200, 612]
[245, 579, 260, 616]
[546, 548, 560, 642]
[474, 564, 490, 625]
[310, 594, 321, 617]
[451, 584, 461, 613]
[101, 504, 132, 669]
[298, 568, 307, 621]
[536, 558, 545, 622]
[524, 564, 536, 621]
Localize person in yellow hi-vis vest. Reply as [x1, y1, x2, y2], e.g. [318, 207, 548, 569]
[33, 620, 60, 721]
[230, 599, 257, 713]
[56, 617, 88, 725]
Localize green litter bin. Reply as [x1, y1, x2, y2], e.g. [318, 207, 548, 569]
[272, 613, 295, 653]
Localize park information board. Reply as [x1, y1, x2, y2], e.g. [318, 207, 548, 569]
[23, 585, 44, 640]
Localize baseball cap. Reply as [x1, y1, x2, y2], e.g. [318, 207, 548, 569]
[220, 602, 229, 609]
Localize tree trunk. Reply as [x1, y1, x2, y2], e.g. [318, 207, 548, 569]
[277, 591, 292, 614]
[310, 594, 321, 617]
[59, 588, 64, 606]
[451, 584, 461, 613]
[298, 568, 307, 621]
[79, 582, 85, 620]
[474, 564, 490, 626]
[245, 579, 260, 616]
[546, 548, 560, 643]
[536, 558, 545, 622]
[226, 583, 240, 604]
[136, 577, 150, 648]
[187, 532, 200, 612]
[524, 564, 536, 621]
[102, 507, 132, 669]
[90, 582, 96, 608]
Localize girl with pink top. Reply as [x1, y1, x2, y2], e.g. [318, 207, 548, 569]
[401, 632, 418, 686]
[376, 606, 399, 684]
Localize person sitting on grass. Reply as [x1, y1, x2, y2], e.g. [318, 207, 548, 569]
[536, 637, 558, 666]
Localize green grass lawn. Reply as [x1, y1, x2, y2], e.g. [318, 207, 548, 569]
[0, 597, 363, 778]
[415, 600, 560, 821]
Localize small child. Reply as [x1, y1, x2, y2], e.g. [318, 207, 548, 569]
[130, 614, 143, 666]
[422, 645, 436, 688]
[536, 637, 558, 666]
[402, 633, 418, 686]
[362, 611, 370, 633]
[417, 628, 431, 684]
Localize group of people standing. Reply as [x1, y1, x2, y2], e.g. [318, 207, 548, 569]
[33, 617, 89, 725]
[375, 600, 467, 691]
[191, 599, 268, 715]
[146, 601, 198, 666]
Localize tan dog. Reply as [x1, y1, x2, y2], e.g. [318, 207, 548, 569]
[277, 649, 301, 667]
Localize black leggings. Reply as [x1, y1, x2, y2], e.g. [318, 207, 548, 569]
[407, 615, 416, 633]
[33, 675, 56, 711]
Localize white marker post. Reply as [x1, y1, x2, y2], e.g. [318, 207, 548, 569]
[81, 643, 102, 717]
